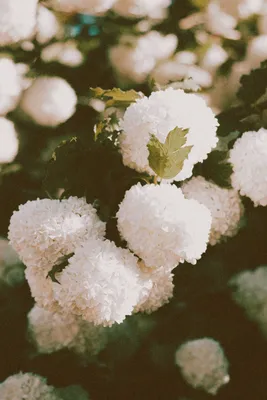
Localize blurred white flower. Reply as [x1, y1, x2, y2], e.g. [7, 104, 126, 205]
[109, 31, 177, 85]
[200, 44, 228, 74]
[206, 2, 240, 40]
[258, 7, 267, 35]
[36, 5, 60, 44]
[218, 0, 264, 19]
[0, 0, 38, 46]
[0, 117, 19, 164]
[20, 77, 77, 127]
[41, 41, 84, 67]
[50, 0, 116, 15]
[119, 88, 218, 181]
[117, 183, 212, 268]
[0, 58, 22, 115]
[175, 338, 230, 395]
[246, 35, 267, 70]
[113, 0, 171, 19]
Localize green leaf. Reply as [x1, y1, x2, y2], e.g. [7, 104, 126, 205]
[89, 87, 142, 108]
[47, 253, 74, 284]
[147, 127, 192, 179]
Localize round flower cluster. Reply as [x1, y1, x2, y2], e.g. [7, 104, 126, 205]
[20, 77, 77, 127]
[0, 58, 22, 115]
[181, 176, 244, 245]
[0, 372, 89, 400]
[36, 5, 60, 45]
[8, 196, 106, 270]
[0, 238, 24, 287]
[113, 0, 171, 19]
[109, 32, 177, 85]
[117, 183, 212, 269]
[28, 305, 109, 357]
[52, 237, 152, 326]
[41, 41, 84, 67]
[175, 338, 230, 395]
[0, 118, 19, 164]
[229, 129, 267, 206]
[51, 0, 116, 15]
[0, 0, 38, 46]
[119, 88, 218, 181]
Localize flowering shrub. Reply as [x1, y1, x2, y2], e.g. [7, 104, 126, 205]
[1, 0, 267, 399]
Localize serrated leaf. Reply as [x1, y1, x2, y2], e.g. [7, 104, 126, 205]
[147, 127, 192, 179]
[47, 253, 74, 284]
[89, 87, 142, 108]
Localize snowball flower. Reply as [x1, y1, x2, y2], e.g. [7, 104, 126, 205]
[175, 338, 230, 395]
[41, 42, 84, 67]
[200, 44, 228, 74]
[205, 2, 240, 40]
[113, 0, 171, 19]
[50, 0, 116, 15]
[0, 238, 24, 287]
[119, 88, 218, 181]
[36, 5, 60, 44]
[8, 197, 106, 270]
[28, 305, 109, 357]
[0, 118, 19, 164]
[135, 264, 174, 313]
[0, 0, 38, 46]
[246, 35, 267, 70]
[0, 372, 59, 400]
[20, 77, 77, 127]
[52, 238, 152, 326]
[109, 32, 177, 85]
[229, 129, 267, 206]
[0, 58, 23, 115]
[181, 176, 244, 245]
[117, 183, 212, 269]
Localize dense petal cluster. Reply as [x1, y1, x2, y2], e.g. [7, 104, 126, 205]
[0, 0, 38, 46]
[229, 129, 267, 206]
[0, 118, 19, 164]
[0, 58, 22, 115]
[181, 176, 244, 245]
[8, 197, 106, 269]
[119, 88, 218, 181]
[109, 32, 177, 85]
[113, 0, 171, 19]
[28, 305, 109, 357]
[51, 0, 116, 15]
[20, 77, 77, 127]
[117, 183, 212, 269]
[52, 238, 152, 326]
[36, 5, 60, 45]
[175, 338, 230, 395]
[0, 238, 24, 287]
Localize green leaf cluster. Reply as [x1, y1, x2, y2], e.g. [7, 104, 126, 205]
[89, 87, 142, 108]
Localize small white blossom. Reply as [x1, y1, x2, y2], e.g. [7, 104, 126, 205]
[206, 2, 240, 40]
[20, 77, 77, 127]
[229, 129, 267, 206]
[0, 0, 38, 46]
[109, 32, 177, 85]
[175, 338, 230, 395]
[0, 117, 19, 164]
[119, 88, 218, 181]
[117, 183, 212, 269]
[8, 197, 106, 270]
[200, 44, 228, 74]
[36, 5, 60, 45]
[246, 35, 267, 70]
[0, 58, 22, 115]
[113, 0, 171, 19]
[52, 238, 152, 326]
[50, 0, 116, 15]
[181, 176, 244, 245]
[41, 42, 84, 67]
[218, 0, 264, 19]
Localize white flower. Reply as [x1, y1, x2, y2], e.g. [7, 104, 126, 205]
[181, 176, 244, 245]
[0, 58, 22, 115]
[0, 118, 19, 164]
[109, 32, 177, 85]
[258, 8, 267, 35]
[218, 0, 264, 19]
[36, 5, 60, 45]
[200, 44, 228, 74]
[50, 0, 116, 15]
[246, 35, 267, 70]
[51, 238, 152, 326]
[229, 129, 267, 206]
[28, 305, 109, 357]
[41, 42, 84, 67]
[205, 2, 240, 40]
[113, 0, 171, 19]
[119, 88, 218, 181]
[135, 263, 174, 313]
[175, 338, 230, 395]
[8, 197, 106, 270]
[0, 372, 59, 400]
[117, 183, 212, 269]
[0, 238, 24, 287]
[0, 0, 38, 46]
[20, 77, 77, 127]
